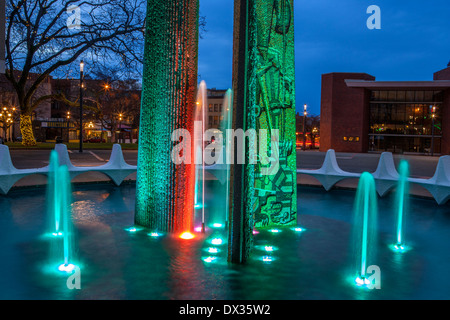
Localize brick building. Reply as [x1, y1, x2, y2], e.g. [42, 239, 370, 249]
[320, 64, 450, 155]
[206, 88, 228, 131]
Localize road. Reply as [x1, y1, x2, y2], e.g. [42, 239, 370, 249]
[8, 148, 440, 179]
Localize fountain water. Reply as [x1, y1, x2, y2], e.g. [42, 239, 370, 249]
[222, 89, 233, 227]
[46, 151, 76, 272]
[195, 81, 208, 232]
[352, 172, 378, 286]
[47, 151, 62, 236]
[193, 83, 234, 232]
[393, 160, 410, 252]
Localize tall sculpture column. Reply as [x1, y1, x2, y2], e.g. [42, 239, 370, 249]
[229, 0, 297, 263]
[135, 0, 199, 233]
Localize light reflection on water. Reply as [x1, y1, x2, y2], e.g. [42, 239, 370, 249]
[0, 183, 449, 299]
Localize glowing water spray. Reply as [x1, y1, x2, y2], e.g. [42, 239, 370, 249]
[46, 151, 76, 272]
[48, 151, 62, 235]
[394, 160, 410, 251]
[223, 89, 233, 227]
[195, 80, 208, 233]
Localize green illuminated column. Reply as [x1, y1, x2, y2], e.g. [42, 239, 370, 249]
[229, 0, 297, 263]
[135, 0, 199, 233]
[253, 0, 297, 228]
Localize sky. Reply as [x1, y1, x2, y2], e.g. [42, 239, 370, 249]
[198, 0, 450, 116]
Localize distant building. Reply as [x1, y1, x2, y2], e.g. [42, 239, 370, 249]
[0, 73, 140, 143]
[320, 65, 450, 155]
[206, 88, 228, 132]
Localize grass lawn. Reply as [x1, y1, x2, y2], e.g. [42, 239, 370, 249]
[5, 142, 139, 150]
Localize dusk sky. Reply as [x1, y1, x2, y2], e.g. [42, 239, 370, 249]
[198, 0, 450, 116]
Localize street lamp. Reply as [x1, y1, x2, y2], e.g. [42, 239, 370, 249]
[66, 111, 71, 141]
[312, 127, 318, 149]
[431, 105, 436, 156]
[118, 113, 123, 144]
[79, 60, 85, 153]
[303, 104, 307, 151]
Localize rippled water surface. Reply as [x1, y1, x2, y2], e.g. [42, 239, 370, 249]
[1, 183, 449, 300]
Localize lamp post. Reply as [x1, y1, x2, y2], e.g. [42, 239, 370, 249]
[67, 111, 71, 143]
[312, 127, 318, 149]
[79, 60, 84, 153]
[118, 113, 123, 144]
[303, 104, 307, 151]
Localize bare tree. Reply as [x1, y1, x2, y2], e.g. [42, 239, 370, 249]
[5, 0, 146, 145]
[91, 79, 141, 143]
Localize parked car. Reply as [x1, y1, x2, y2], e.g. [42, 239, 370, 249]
[83, 137, 106, 143]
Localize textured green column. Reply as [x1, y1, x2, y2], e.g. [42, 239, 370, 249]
[253, 0, 297, 228]
[229, 0, 297, 263]
[228, 0, 258, 264]
[135, 0, 199, 233]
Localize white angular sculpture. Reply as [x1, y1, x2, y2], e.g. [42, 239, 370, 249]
[53, 144, 137, 185]
[296, 150, 450, 205]
[372, 152, 400, 197]
[0, 144, 136, 194]
[409, 156, 450, 205]
[0, 145, 47, 194]
[297, 149, 360, 191]
[1, 145, 449, 205]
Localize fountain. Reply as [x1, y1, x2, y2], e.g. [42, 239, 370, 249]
[193, 83, 234, 233]
[222, 89, 233, 228]
[2, 0, 450, 301]
[47, 151, 62, 237]
[352, 172, 378, 287]
[392, 160, 410, 252]
[46, 151, 76, 272]
[195, 80, 208, 233]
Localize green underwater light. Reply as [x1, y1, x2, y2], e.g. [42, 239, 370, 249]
[58, 264, 76, 273]
[203, 257, 217, 263]
[149, 232, 162, 238]
[211, 238, 223, 245]
[207, 247, 219, 254]
[262, 256, 274, 263]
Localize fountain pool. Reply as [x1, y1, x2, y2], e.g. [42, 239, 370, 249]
[1, 182, 450, 300]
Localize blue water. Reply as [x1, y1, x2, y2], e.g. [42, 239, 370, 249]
[0, 183, 449, 300]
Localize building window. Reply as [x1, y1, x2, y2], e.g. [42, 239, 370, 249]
[369, 90, 443, 153]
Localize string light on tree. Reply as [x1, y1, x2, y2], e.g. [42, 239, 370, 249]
[0, 105, 18, 142]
